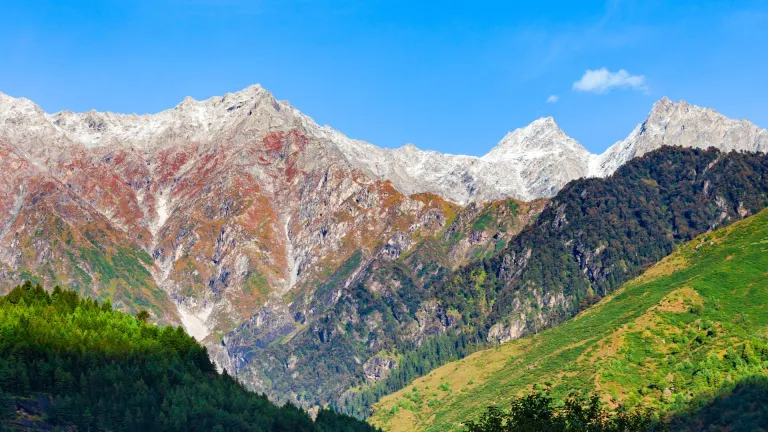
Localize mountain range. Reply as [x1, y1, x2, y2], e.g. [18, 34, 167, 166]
[1, 84, 767, 416]
[3, 86, 767, 205]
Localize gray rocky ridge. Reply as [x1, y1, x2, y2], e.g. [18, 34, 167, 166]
[1, 87, 765, 204]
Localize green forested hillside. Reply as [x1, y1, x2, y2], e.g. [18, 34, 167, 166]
[436, 147, 768, 344]
[0, 282, 377, 432]
[371, 206, 768, 431]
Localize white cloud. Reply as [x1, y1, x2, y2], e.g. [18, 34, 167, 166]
[546, 95, 559, 103]
[572, 68, 647, 93]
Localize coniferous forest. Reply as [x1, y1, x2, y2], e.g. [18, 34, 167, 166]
[0, 281, 377, 432]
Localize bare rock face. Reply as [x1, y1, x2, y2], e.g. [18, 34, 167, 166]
[488, 318, 526, 345]
[486, 290, 568, 344]
[363, 355, 397, 383]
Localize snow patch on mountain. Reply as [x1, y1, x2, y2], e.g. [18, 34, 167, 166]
[283, 216, 302, 292]
[177, 302, 214, 341]
[152, 188, 172, 237]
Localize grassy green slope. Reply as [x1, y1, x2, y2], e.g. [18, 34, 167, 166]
[371, 207, 768, 431]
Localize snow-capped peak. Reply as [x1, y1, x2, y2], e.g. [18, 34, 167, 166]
[44, 84, 285, 149]
[484, 116, 588, 161]
[0, 92, 68, 157]
[0, 92, 46, 118]
[497, 117, 561, 144]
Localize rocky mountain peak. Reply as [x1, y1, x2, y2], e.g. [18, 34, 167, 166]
[484, 116, 588, 161]
[0, 92, 69, 157]
[590, 97, 768, 177]
[0, 92, 47, 120]
[637, 97, 767, 152]
[175, 83, 273, 113]
[644, 96, 699, 129]
[497, 116, 560, 143]
[648, 95, 674, 112]
[42, 84, 290, 150]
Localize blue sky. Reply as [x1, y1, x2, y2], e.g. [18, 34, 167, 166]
[1, 0, 767, 155]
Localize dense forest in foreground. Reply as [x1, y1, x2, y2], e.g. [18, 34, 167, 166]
[0, 281, 377, 431]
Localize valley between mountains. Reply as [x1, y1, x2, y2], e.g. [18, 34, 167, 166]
[1, 84, 767, 426]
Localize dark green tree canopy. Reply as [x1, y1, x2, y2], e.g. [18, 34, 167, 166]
[0, 281, 377, 432]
